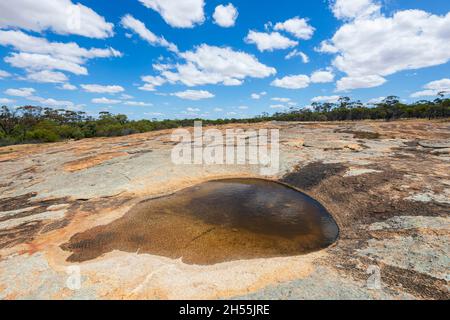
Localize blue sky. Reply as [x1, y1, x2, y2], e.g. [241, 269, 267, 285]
[0, 0, 449, 120]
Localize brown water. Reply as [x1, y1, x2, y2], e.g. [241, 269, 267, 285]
[62, 179, 339, 265]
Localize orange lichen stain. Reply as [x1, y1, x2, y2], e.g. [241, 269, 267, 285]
[63, 152, 128, 172]
[18, 241, 44, 256]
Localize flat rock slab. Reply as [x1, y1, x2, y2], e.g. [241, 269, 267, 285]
[0, 119, 449, 300]
[418, 140, 450, 149]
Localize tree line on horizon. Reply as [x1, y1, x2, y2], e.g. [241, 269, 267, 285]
[0, 95, 449, 146]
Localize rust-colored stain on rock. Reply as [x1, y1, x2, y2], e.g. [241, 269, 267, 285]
[63, 152, 128, 172]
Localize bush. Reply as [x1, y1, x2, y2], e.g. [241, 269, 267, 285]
[25, 128, 59, 143]
[57, 125, 84, 140]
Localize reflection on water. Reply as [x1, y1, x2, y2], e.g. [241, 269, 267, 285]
[62, 179, 339, 265]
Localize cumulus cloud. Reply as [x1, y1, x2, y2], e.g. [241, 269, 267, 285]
[245, 31, 298, 52]
[0, 69, 11, 79]
[171, 90, 214, 100]
[0, 98, 15, 104]
[336, 75, 386, 91]
[4, 87, 35, 97]
[271, 97, 291, 103]
[411, 78, 450, 97]
[271, 74, 310, 89]
[139, 0, 205, 28]
[139, 75, 167, 91]
[58, 83, 77, 91]
[0, 0, 114, 38]
[323, 2, 450, 90]
[272, 69, 336, 90]
[310, 70, 335, 83]
[213, 4, 238, 28]
[123, 101, 153, 106]
[27, 95, 76, 108]
[0, 31, 121, 61]
[367, 96, 386, 104]
[311, 95, 341, 103]
[5, 52, 88, 75]
[159, 44, 276, 87]
[251, 91, 267, 100]
[285, 49, 309, 63]
[121, 14, 178, 53]
[120, 94, 133, 100]
[25, 70, 68, 83]
[331, 0, 381, 20]
[0, 30, 121, 79]
[274, 17, 315, 40]
[81, 84, 125, 94]
[270, 104, 286, 109]
[91, 97, 122, 104]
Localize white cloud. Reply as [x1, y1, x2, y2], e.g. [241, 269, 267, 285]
[245, 31, 298, 52]
[411, 78, 450, 97]
[271, 97, 291, 103]
[5, 87, 35, 97]
[139, 0, 205, 28]
[161, 44, 276, 87]
[310, 70, 335, 83]
[92, 97, 122, 104]
[213, 108, 223, 112]
[27, 95, 75, 108]
[26, 70, 68, 83]
[315, 41, 339, 54]
[0, 69, 11, 79]
[274, 17, 315, 40]
[367, 97, 385, 104]
[5, 52, 88, 75]
[0, 0, 114, 38]
[270, 104, 286, 109]
[124, 101, 153, 106]
[424, 78, 450, 90]
[285, 49, 309, 63]
[0, 31, 121, 61]
[251, 92, 267, 100]
[311, 95, 341, 103]
[186, 107, 200, 112]
[121, 14, 178, 53]
[331, 0, 381, 20]
[213, 4, 238, 28]
[410, 91, 436, 98]
[58, 83, 77, 91]
[0, 30, 121, 78]
[336, 75, 386, 91]
[139, 75, 167, 91]
[223, 78, 242, 86]
[323, 6, 450, 90]
[172, 90, 214, 100]
[238, 106, 248, 110]
[81, 84, 125, 94]
[145, 112, 164, 117]
[120, 94, 133, 100]
[271, 74, 310, 89]
[0, 98, 15, 104]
